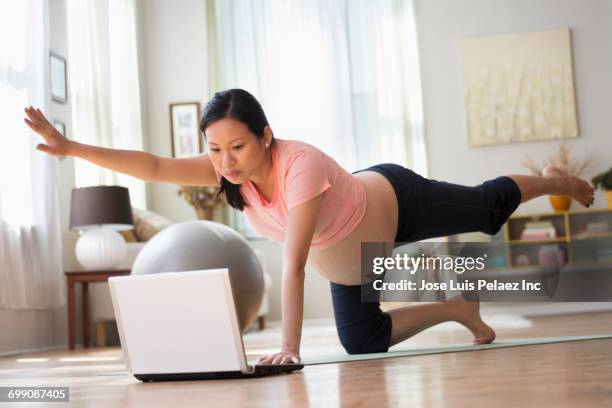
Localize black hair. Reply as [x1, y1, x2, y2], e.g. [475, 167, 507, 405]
[200, 89, 273, 211]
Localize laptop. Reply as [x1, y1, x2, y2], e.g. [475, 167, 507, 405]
[108, 268, 303, 381]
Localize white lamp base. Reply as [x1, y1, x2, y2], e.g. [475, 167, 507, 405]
[75, 227, 127, 270]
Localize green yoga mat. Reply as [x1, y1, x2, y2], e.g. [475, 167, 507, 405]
[97, 334, 612, 376]
[302, 334, 612, 365]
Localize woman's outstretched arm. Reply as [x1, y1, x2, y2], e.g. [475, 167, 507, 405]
[23, 106, 219, 186]
[256, 193, 324, 365]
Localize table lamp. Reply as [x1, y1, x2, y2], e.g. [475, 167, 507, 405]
[69, 186, 133, 270]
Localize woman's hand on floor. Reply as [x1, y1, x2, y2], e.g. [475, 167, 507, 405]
[256, 349, 301, 365]
[23, 106, 73, 157]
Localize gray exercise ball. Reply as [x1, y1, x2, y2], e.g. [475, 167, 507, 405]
[131, 221, 264, 331]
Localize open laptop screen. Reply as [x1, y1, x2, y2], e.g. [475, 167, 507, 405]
[109, 269, 247, 375]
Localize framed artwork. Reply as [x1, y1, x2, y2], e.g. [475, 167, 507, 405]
[50, 52, 67, 103]
[459, 28, 578, 147]
[170, 102, 202, 158]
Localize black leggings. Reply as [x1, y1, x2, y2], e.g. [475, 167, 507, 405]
[331, 164, 522, 354]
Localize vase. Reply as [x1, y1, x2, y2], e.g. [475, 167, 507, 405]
[549, 195, 571, 212]
[195, 207, 214, 221]
[606, 190, 612, 209]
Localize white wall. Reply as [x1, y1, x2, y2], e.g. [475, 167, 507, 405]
[413, 0, 612, 213]
[140, 0, 211, 222]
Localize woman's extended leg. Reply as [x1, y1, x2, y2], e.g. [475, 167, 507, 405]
[389, 165, 594, 243]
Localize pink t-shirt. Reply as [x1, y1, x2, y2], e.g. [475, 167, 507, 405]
[215, 139, 367, 250]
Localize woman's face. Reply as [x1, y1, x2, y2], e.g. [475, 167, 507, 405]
[205, 117, 270, 184]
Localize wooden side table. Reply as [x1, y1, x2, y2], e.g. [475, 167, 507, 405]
[65, 270, 130, 350]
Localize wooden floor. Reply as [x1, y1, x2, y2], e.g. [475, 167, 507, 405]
[1, 311, 612, 407]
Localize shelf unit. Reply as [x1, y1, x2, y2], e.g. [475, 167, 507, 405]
[501, 208, 612, 268]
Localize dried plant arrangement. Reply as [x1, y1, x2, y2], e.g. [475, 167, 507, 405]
[177, 186, 225, 220]
[522, 142, 592, 177]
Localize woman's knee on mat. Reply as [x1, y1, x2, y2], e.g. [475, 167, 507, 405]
[338, 333, 390, 355]
[335, 312, 392, 355]
[340, 341, 386, 355]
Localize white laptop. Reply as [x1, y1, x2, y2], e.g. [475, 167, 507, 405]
[108, 269, 303, 381]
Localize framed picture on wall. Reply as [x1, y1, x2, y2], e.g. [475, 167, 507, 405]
[50, 52, 67, 103]
[170, 102, 202, 158]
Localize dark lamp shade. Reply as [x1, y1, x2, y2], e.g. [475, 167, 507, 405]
[69, 186, 134, 232]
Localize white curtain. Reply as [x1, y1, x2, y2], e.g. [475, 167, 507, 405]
[0, 0, 64, 309]
[66, 0, 146, 209]
[207, 0, 427, 233]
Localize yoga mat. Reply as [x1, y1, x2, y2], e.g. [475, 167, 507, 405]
[302, 334, 612, 365]
[97, 334, 612, 375]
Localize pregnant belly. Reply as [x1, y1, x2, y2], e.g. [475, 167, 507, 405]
[307, 171, 398, 286]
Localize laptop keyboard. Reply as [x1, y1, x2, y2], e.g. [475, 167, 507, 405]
[253, 363, 304, 375]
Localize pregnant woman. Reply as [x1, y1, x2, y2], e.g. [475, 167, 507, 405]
[24, 89, 594, 365]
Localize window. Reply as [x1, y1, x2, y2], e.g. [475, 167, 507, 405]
[0, 1, 35, 228]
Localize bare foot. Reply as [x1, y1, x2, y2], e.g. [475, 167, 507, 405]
[542, 165, 594, 207]
[448, 291, 496, 345]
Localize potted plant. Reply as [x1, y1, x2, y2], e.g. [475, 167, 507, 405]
[592, 168, 612, 209]
[177, 186, 225, 220]
[523, 142, 592, 212]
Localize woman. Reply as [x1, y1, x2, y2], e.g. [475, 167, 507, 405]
[24, 89, 594, 365]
